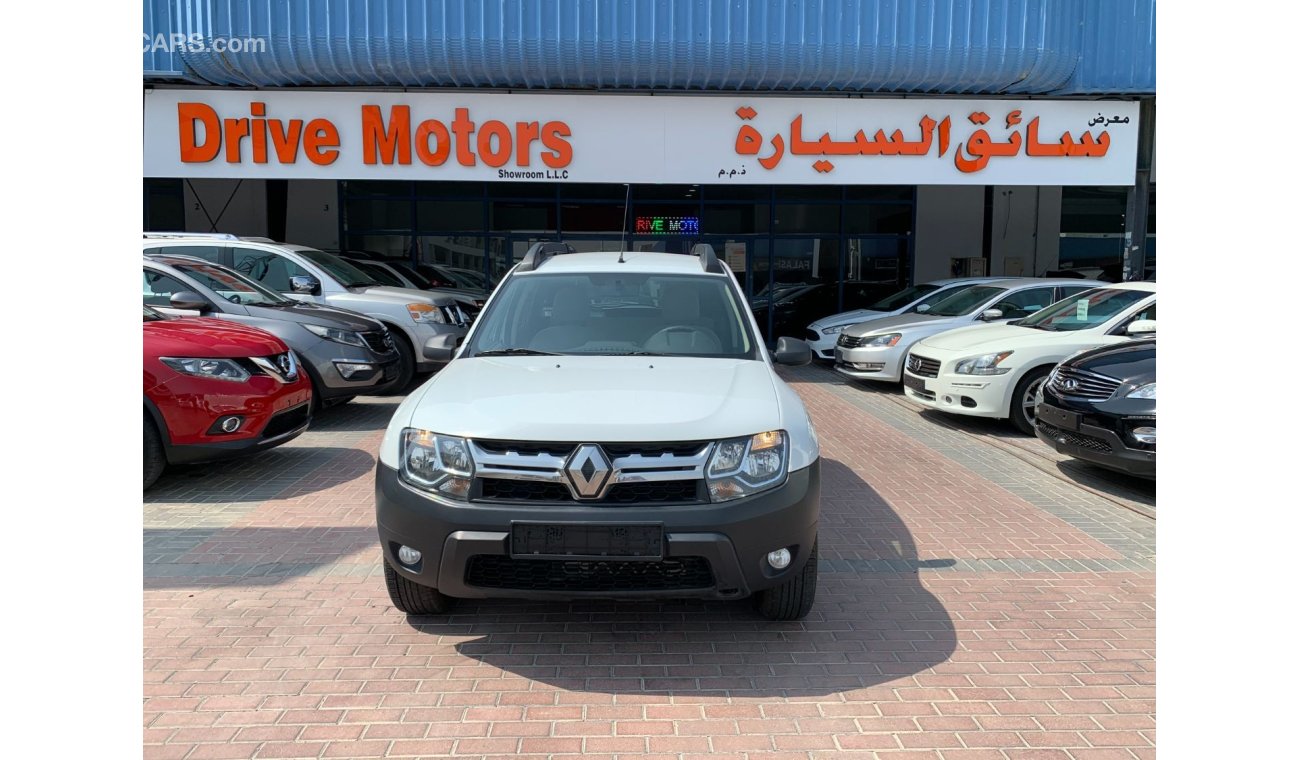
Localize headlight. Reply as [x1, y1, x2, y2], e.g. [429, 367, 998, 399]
[159, 357, 250, 382]
[954, 351, 1014, 375]
[304, 324, 366, 347]
[820, 325, 846, 336]
[400, 429, 473, 500]
[705, 430, 788, 502]
[407, 303, 447, 325]
[1126, 383, 1156, 399]
[863, 333, 902, 347]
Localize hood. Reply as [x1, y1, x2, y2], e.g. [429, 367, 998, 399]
[1070, 340, 1156, 384]
[841, 312, 950, 338]
[406, 355, 782, 442]
[350, 285, 458, 307]
[143, 316, 286, 358]
[915, 322, 1048, 352]
[243, 302, 381, 332]
[810, 308, 886, 330]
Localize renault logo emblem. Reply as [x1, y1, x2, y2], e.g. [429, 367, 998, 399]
[564, 444, 612, 500]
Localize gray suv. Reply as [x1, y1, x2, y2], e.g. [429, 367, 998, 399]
[144, 254, 401, 408]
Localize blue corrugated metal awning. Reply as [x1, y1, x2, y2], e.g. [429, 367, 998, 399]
[146, 0, 1154, 95]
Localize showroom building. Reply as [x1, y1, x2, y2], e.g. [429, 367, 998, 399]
[143, 0, 1155, 338]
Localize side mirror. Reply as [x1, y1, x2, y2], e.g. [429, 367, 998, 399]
[168, 291, 210, 312]
[915, 304, 931, 313]
[289, 275, 320, 295]
[772, 336, 813, 366]
[422, 332, 463, 362]
[1127, 319, 1157, 336]
[979, 308, 1004, 321]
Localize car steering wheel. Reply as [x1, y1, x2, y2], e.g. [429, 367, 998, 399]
[645, 325, 722, 352]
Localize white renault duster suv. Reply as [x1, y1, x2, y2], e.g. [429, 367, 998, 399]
[376, 244, 822, 620]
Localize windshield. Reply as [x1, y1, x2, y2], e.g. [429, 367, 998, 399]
[922, 285, 1006, 317]
[296, 248, 382, 288]
[869, 284, 939, 311]
[907, 283, 979, 313]
[447, 268, 488, 290]
[355, 261, 406, 288]
[170, 261, 293, 307]
[465, 272, 757, 359]
[1018, 288, 1151, 331]
[388, 262, 434, 289]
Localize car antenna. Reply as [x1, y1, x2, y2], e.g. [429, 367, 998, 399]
[618, 183, 630, 263]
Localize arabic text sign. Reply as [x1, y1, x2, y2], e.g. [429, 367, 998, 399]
[144, 90, 1140, 185]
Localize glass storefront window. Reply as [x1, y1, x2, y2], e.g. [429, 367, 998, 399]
[416, 200, 483, 231]
[345, 199, 412, 231]
[417, 235, 489, 278]
[342, 180, 413, 197]
[844, 203, 912, 234]
[702, 204, 769, 234]
[773, 204, 839, 233]
[560, 204, 627, 233]
[490, 201, 557, 232]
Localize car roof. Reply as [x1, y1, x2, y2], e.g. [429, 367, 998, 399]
[514, 251, 727, 277]
[1099, 280, 1157, 293]
[964, 277, 1111, 289]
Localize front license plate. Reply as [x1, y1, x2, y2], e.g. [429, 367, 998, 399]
[1038, 404, 1080, 431]
[510, 523, 664, 559]
[903, 373, 928, 394]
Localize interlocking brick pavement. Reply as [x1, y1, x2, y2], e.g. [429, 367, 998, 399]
[144, 365, 1155, 759]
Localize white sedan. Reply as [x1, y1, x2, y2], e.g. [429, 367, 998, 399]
[901, 282, 1156, 433]
[803, 277, 1001, 360]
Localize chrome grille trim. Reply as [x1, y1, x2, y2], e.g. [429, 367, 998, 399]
[906, 353, 940, 378]
[468, 440, 714, 502]
[1049, 366, 1123, 401]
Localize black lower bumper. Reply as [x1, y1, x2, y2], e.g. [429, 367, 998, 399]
[1035, 403, 1155, 479]
[166, 403, 312, 465]
[375, 460, 821, 600]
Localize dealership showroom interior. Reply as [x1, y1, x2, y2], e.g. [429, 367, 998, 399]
[41, 0, 1278, 758]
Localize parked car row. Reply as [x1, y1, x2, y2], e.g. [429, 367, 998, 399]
[804, 278, 1157, 479]
[142, 232, 475, 489]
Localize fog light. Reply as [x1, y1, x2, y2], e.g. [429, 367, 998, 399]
[850, 362, 885, 371]
[767, 548, 792, 570]
[335, 362, 374, 379]
[397, 545, 422, 565]
[220, 416, 242, 433]
[942, 395, 954, 405]
[1132, 426, 1156, 445]
[207, 415, 244, 435]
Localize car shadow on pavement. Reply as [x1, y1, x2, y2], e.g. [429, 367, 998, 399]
[307, 397, 402, 432]
[144, 445, 375, 503]
[428, 458, 958, 698]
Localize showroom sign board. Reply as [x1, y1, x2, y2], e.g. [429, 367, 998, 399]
[144, 89, 1140, 185]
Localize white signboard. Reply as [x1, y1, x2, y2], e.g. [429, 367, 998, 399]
[144, 89, 1139, 185]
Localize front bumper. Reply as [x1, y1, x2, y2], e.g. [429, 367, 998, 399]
[901, 364, 1014, 419]
[804, 331, 839, 360]
[305, 344, 401, 398]
[833, 344, 907, 382]
[1034, 399, 1156, 479]
[375, 460, 821, 600]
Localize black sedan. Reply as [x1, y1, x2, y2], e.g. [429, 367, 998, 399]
[1034, 340, 1156, 479]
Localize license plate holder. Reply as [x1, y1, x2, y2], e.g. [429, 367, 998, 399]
[1038, 404, 1081, 431]
[903, 373, 928, 394]
[510, 523, 664, 559]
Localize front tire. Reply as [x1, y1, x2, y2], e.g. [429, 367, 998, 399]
[143, 416, 166, 490]
[1010, 367, 1052, 435]
[383, 559, 454, 614]
[755, 538, 818, 621]
[383, 329, 416, 394]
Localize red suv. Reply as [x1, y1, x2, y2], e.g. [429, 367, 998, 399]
[143, 306, 313, 488]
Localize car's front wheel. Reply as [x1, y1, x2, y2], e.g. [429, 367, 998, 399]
[144, 415, 166, 490]
[383, 559, 454, 615]
[754, 538, 818, 621]
[1010, 367, 1052, 435]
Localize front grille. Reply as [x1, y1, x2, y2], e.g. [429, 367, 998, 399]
[475, 440, 576, 457]
[805, 328, 821, 342]
[1037, 422, 1113, 454]
[837, 334, 868, 349]
[906, 353, 941, 378]
[478, 478, 703, 504]
[262, 403, 309, 439]
[1049, 367, 1123, 401]
[465, 555, 715, 592]
[359, 330, 394, 354]
[602, 442, 709, 459]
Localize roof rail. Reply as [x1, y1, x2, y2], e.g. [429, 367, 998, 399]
[691, 243, 725, 274]
[516, 241, 576, 272]
[142, 231, 239, 241]
[241, 236, 277, 243]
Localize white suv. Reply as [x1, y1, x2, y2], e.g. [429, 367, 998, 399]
[143, 233, 468, 388]
[376, 244, 822, 620]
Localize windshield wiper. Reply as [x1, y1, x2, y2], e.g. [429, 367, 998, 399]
[611, 351, 667, 356]
[1026, 323, 1058, 331]
[475, 348, 560, 357]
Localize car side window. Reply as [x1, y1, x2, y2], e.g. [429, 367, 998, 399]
[231, 248, 309, 292]
[991, 287, 1054, 319]
[1057, 285, 1094, 300]
[143, 269, 195, 307]
[151, 245, 222, 263]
